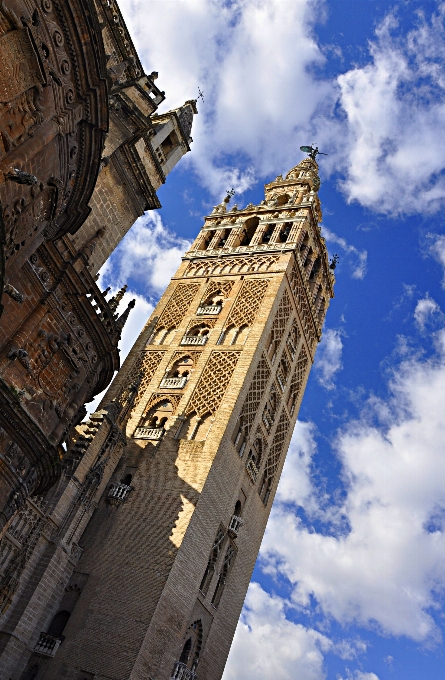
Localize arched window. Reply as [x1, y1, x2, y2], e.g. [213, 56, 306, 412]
[278, 222, 292, 242]
[199, 529, 225, 596]
[142, 400, 174, 429]
[211, 545, 236, 608]
[260, 472, 272, 505]
[179, 637, 192, 665]
[233, 422, 247, 457]
[234, 500, 242, 517]
[47, 610, 71, 639]
[240, 216, 259, 246]
[215, 229, 230, 248]
[261, 225, 274, 244]
[198, 231, 215, 250]
[121, 474, 132, 486]
[309, 255, 321, 282]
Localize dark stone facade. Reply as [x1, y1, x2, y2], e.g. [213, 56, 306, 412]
[0, 0, 196, 536]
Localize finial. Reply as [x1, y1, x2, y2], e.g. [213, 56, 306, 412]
[108, 284, 128, 313]
[197, 86, 204, 102]
[329, 254, 339, 270]
[115, 299, 136, 333]
[102, 286, 111, 297]
[300, 144, 328, 161]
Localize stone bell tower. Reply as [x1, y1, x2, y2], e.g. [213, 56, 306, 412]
[32, 156, 334, 680]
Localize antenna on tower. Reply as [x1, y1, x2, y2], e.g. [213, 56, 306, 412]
[300, 144, 328, 160]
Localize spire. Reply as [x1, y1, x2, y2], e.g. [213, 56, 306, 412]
[115, 299, 135, 334]
[108, 284, 127, 313]
[176, 99, 198, 142]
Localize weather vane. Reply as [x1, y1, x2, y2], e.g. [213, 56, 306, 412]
[198, 87, 204, 102]
[224, 187, 235, 204]
[300, 144, 328, 160]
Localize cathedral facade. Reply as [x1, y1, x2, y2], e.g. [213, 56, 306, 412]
[0, 0, 196, 532]
[0, 155, 334, 679]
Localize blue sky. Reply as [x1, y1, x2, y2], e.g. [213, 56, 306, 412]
[99, 1, 445, 678]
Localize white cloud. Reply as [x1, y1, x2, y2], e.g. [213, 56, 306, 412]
[100, 212, 191, 296]
[276, 421, 318, 509]
[314, 328, 344, 389]
[262, 329, 445, 642]
[429, 234, 445, 287]
[119, 0, 334, 196]
[337, 8, 445, 215]
[414, 296, 440, 331]
[222, 583, 331, 680]
[322, 227, 367, 280]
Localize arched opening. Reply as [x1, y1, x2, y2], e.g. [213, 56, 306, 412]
[260, 473, 272, 505]
[234, 500, 242, 516]
[198, 231, 215, 250]
[275, 193, 289, 206]
[223, 325, 238, 346]
[233, 422, 247, 457]
[47, 610, 70, 639]
[142, 400, 174, 430]
[121, 474, 132, 486]
[199, 562, 215, 596]
[179, 638, 192, 665]
[261, 225, 274, 244]
[299, 232, 310, 261]
[237, 325, 249, 344]
[240, 216, 259, 246]
[211, 547, 236, 608]
[194, 412, 213, 441]
[278, 222, 292, 242]
[215, 229, 230, 248]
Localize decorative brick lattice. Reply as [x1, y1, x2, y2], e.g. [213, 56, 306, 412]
[287, 346, 309, 416]
[270, 289, 293, 342]
[262, 410, 290, 483]
[289, 263, 317, 346]
[201, 279, 234, 303]
[185, 255, 279, 278]
[132, 351, 166, 407]
[156, 283, 200, 330]
[239, 356, 271, 434]
[225, 279, 269, 329]
[186, 351, 240, 417]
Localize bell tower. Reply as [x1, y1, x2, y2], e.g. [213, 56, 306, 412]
[41, 156, 335, 680]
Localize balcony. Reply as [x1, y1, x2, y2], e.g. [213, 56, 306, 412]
[133, 427, 164, 440]
[107, 482, 132, 505]
[181, 335, 208, 346]
[160, 376, 187, 389]
[34, 633, 62, 657]
[196, 304, 222, 316]
[228, 514, 244, 539]
[246, 458, 259, 483]
[171, 662, 197, 680]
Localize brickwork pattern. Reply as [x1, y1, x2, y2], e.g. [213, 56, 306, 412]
[132, 351, 166, 408]
[271, 288, 293, 341]
[184, 254, 280, 277]
[156, 283, 201, 331]
[289, 262, 317, 346]
[239, 356, 271, 435]
[186, 351, 241, 417]
[225, 279, 269, 329]
[201, 280, 234, 303]
[262, 409, 290, 485]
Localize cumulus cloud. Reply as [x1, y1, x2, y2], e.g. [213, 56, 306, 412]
[322, 227, 367, 280]
[261, 334, 445, 641]
[222, 583, 331, 680]
[414, 296, 440, 331]
[314, 327, 344, 389]
[337, 8, 445, 215]
[429, 234, 445, 287]
[119, 0, 334, 196]
[100, 212, 191, 296]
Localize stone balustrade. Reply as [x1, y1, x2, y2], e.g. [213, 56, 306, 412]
[34, 633, 62, 658]
[133, 427, 164, 440]
[107, 482, 132, 505]
[228, 514, 244, 539]
[160, 376, 188, 389]
[196, 304, 222, 315]
[181, 335, 208, 346]
[171, 661, 197, 680]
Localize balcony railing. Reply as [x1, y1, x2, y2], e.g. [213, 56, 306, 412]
[246, 458, 259, 483]
[196, 304, 222, 316]
[34, 633, 62, 657]
[107, 482, 132, 505]
[228, 514, 244, 539]
[160, 376, 187, 389]
[171, 662, 197, 680]
[181, 335, 208, 346]
[133, 427, 164, 440]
